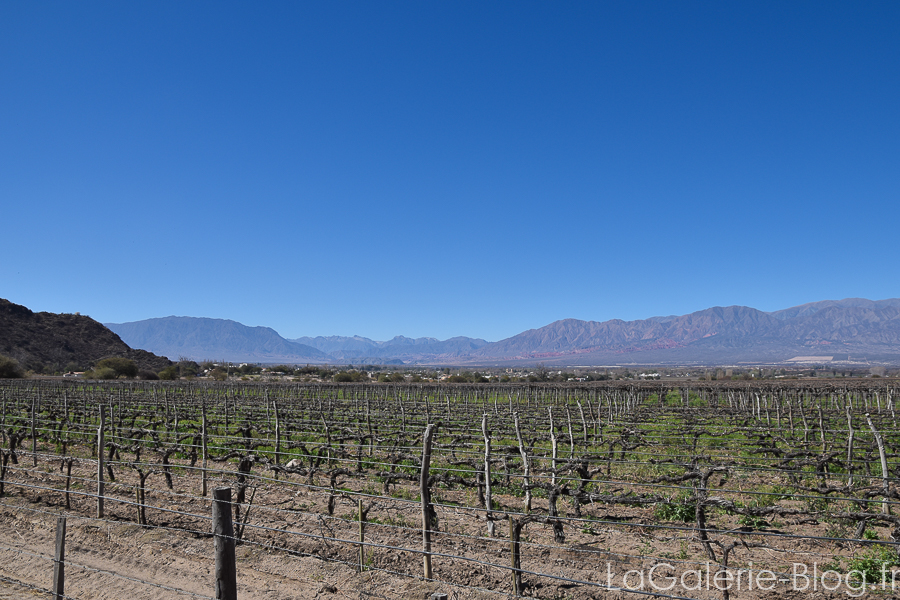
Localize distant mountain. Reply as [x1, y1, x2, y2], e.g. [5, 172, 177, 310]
[292, 334, 489, 362]
[0, 299, 171, 372]
[103, 297, 900, 366]
[769, 298, 900, 320]
[469, 299, 900, 365]
[106, 317, 330, 363]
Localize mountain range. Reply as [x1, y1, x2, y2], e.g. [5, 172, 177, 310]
[105, 317, 331, 364]
[104, 297, 900, 366]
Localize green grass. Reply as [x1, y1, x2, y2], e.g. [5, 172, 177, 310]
[655, 493, 695, 522]
[847, 545, 899, 585]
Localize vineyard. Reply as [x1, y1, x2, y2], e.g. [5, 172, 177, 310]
[1, 379, 900, 599]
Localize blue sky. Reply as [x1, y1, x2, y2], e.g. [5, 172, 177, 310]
[2, 2, 898, 342]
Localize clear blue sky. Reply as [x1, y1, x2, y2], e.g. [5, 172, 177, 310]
[2, 2, 898, 342]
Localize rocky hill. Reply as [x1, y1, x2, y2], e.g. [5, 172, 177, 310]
[0, 299, 172, 373]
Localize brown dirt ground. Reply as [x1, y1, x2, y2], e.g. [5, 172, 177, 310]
[0, 453, 887, 600]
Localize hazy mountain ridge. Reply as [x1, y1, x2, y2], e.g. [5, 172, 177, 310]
[106, 317, 329, 363]
[106, 318, 487, 364]
[475, 306, 785, 358]
[293, 334, 489, 360]
[471, 300, 900, 364]
[769, 298, 900, 320]
[104, 297, 900, 366]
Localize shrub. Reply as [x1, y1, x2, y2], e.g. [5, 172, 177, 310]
[177, 360, 201, 377]
[95, 357, 138, 378]
[0, 355, 24, 378]
[138, 370, 159, 380]
[158, 366, 180, 380]
[93, 367, 118, 380]
[378, 372, 405, 383]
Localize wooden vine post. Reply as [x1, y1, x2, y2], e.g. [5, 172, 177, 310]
[31, 396, 37, 467]
[865, 413, 890, 514]
[508, 515, 524, 596]
[846, 406, 854, 488]
[212, 487, 238, 600]
[420, 423, 436, 580]
[273, 400, 281, 480]
[547, 408, 558, 488]
[513, 413, 531, 512]
[52, 516, 66, 600]
[358, 497, 365, 572]
[97, 405, 106, 518]
[482, 414, 495, 537]
[201, 409, 209, 497]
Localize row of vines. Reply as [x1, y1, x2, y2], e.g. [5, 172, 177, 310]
[1, 379, 900, 598]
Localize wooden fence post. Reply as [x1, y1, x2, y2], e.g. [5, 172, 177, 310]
[358, 497, 365, 572]
[97, 405, 106, 518]
[865, 413, 890, 514]
[0, 450, 9, 497]
[52, 516, 66, 600]
[201, 410, 208, 497]
[513, 413, 531, 512]
[420, 423, 436, 580]
[509, 515, 522, 596]
[31, 396, 37, 467]
[213, 487, 238, 600]
[482, 415, 494, 537]
[273, 400, 281, 476]
[846, 406, 855, 488]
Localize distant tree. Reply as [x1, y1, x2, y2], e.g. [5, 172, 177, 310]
[95, 357, 138, 378]
[210, 368, 228, 381]
[158, 366, 180, 380]
[270, 365, 297, 375]
[333, 371, 354, 383]
[177, 360, 201, 377]
[378, 372, 405, 383]
[93, 367, 118, 380]
[0, 355, 24, 379]
[138, 370, 160, 380]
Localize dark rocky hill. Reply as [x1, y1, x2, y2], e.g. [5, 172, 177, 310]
[0, 299, 172, 373]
